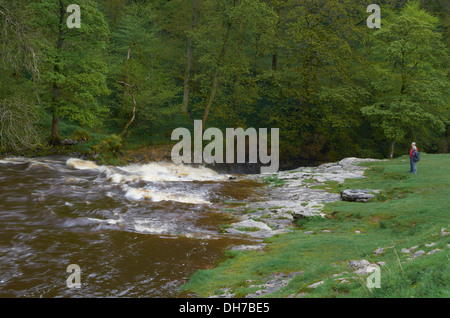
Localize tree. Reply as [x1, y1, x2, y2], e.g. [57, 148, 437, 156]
[255, 0, 371, 161]
[362, 1, 449, 158]
[189, 0, 277, 128]
[107, 2, 181, 140]
[0, 0, 43, 151]
[29, 0, 110, 144]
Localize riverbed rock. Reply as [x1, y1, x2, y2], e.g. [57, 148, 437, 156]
[230, 219, 272, 231]
[231, 243, 266, 251]
[225, 219, 289, 238]
[238, 157, 382, 239]
[340, 189, 378, 203]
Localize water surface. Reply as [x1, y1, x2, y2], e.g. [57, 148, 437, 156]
[0, 156, 259, 297]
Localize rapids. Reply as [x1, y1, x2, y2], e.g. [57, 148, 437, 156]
[0, 156, 258, 297]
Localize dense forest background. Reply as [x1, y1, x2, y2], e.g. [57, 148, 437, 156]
[1, 0, 449, 168]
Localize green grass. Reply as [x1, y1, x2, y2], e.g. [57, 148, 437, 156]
[181, 154, 450, 298]
[262, 175, 287, 187]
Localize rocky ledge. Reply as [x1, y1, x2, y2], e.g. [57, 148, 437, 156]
[340, 189, 380, 203]
[225, 157, 381, 240]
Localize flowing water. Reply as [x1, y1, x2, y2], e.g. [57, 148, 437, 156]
[0, 156, 260, 297]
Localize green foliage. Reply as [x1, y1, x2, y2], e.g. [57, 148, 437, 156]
[362, 1, 450, 156]
[71, 128, 91, 142]
[1, 0, 449, 161]
[27, 0, 111, 139]
[262, 174, 287, 187]
[0, 67, 45, 152]
[92, 134, 122, 156]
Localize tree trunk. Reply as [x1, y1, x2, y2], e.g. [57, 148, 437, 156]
[118, 82, 137, 140]
[400, 51, 407, 95]
[117, 44, 139, 140]
[390, 139, 396, 159]
[182, 0, 199, 116]
[182, 41, 192, 115]
[235, 20, 243, 84]
[202, 21, 232, 126]
[51, 107, 59, 144]
[50, 0, 65, 145]
[233, 20, 243, 104]
[272, 3, 281, 71]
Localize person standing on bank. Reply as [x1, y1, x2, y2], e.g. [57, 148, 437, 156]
[409, 142, 419, 174]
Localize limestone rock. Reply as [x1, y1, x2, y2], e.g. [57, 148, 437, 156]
[231, 243, 266, 251]
[410, 250, 425, 259]
[340, 189, 377, 203]
[245, 272, 303, 298]
[401, 246, 418, 254]
[427, 249, 441, 255]
[355, 264, 379, 275]
[308, 281, 324, 289]
[373, 247, 384, 256]
[231, 219, 272, 231]
[348, 259, 380, 275]
[348, 259, 370, 269]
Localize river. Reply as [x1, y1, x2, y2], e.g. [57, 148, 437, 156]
[0, 156, 260, 297]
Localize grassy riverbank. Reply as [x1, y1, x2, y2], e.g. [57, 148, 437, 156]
[181, 154, 450, 298]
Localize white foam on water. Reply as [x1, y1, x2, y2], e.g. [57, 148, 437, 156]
[133, 219, 171, 234]
[87, 217, 122, 225]
[65, 158, 219, 204]
[66, 158, 225, 182]
[25, 162, 57, 171]
[0, 157, 33, 164]
[66, 158, 100, 170]
[118, 162, 227, 182]
[123, 186, 210, 204]
[63, 176, 89, 185]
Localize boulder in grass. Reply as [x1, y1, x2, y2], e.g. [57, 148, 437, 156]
[340, 189, 378, 203]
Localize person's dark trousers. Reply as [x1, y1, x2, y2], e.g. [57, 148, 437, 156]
[409, 157, 413, 172]
[412, 159, 417, 174]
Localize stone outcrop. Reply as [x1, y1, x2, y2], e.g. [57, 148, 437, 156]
[340, 189, 379, 203]
[348, 259, 381, 275]
[225, 157, 382, 239]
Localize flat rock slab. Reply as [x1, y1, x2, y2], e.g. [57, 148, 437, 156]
[230, 243, 266, 251]
[245, 272, 304, 298]
[226, 157, 382, 239]
[340, 189, 379, 203]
